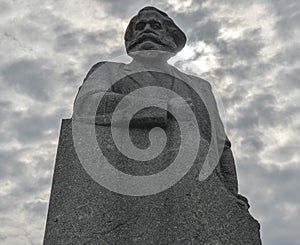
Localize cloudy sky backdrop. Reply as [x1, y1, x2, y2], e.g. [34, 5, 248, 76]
[0, 0, 299, 244]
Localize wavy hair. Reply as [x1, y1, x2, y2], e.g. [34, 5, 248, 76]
[124, 6, 187, 54]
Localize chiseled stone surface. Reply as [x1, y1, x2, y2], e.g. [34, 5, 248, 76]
[43, 119, 261, 245]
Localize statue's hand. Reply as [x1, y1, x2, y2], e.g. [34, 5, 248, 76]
[167, 97, 194, 121]
[99, 94, 168, 128]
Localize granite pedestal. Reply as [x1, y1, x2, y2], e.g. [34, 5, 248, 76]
[43, 119, 261, 244]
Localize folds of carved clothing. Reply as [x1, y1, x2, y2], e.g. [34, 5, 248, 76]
[72, 61, 247, 206]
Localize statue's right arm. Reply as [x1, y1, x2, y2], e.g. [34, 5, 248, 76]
[73, 62, 116, 123]
[72, 62, 167, 127]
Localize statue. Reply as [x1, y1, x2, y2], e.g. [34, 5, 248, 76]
[73, 6, 248, 207]
[44, 6, 261, 244]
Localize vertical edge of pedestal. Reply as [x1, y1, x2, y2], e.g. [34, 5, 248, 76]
[43, 119, 71, 245]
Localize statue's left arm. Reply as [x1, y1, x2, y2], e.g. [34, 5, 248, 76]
[195, 80, 237, 190]
[203, 81, 249, 208]
[218, 136, 238, 196]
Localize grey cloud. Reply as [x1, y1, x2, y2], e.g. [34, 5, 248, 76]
[0, 0, 299, 244]
[0, 234, 7, 241]
[272, 43, 300, 67]
[13, 173, 52, 200]
[53, 28, 117, 54]
[0, 147, 53, 187]
[240, 136, 265, 153]
[98, 0, 166, 19]
[195, 28, 267, 85]
[0, 149, 27, 178]
[226, 93, 275, 130]
[227, 91, 298, 132]
[229, 37, 264, 60]
[166, 5, 208, 35]
[81, 46, 126, 74]
[1, 168, 52, 203]
[212, 54, 273, 82]
[97, 0, 204, 36]
[4, 8, 63, 51]
[1, 59, 54, 102]
[0, 0, 11, 17]
[0, 100, 67, 148]
[275, 67, 300, 91]
[0, 151, 52, 240]
[0, 100, 11, 108]
[60, 68, 82, 86]
[220, 85, 248, 109]
[0, 100, 12, 125]
[187, 19, 220, 44]
[215, 28, 264, 64]
[237, 162, 300, 244]
[272, 0, 300, 39]
[10, 110, 64, 143]
[23, 200, 48, 218]
[54, 32, 81, 52]
[228, 110, 259, 130]
[271, 145, 299, 163]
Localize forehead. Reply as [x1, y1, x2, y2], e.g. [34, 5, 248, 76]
[135, 10, 166, 22]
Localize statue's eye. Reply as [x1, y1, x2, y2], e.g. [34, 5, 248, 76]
[135, 22, 145, 31]
[152, 22, 162, 30]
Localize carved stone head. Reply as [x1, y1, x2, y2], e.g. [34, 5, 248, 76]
[124, 6, 186, 57]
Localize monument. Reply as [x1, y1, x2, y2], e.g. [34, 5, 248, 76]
[44, 6, 262, 244]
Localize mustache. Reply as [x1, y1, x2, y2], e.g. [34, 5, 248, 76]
[128, 33, 166, 50]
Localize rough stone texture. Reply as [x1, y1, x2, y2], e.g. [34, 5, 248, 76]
[44, 6, 262, 244]
[73, 64, 241, 201]
[43, 119, 261, 245]
[95, 93, 168, 128]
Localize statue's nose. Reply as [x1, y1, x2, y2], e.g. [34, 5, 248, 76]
[143, 23, 154, 33]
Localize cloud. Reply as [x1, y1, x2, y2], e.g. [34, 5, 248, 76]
[99, 0, 154, 18]
[0, 0, 299, 244]
[23, 199, 48, 218]
[271, 0, 300, 40]
[237, 162, 300, 245]
[0, 0, 11, 18]
[1, 59, 54, 102]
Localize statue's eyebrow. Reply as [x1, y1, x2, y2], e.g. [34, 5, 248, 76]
[135, 20, 146, 25]
[135, 16, 164, 24]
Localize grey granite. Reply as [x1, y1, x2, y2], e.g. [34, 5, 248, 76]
[43, 119, 261, 245]
[95, 93, 168, 128]
[44, 6, 262, 244]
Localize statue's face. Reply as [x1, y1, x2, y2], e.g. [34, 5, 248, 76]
[127, 10, 178, 55]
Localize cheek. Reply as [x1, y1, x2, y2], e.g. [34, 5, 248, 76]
[162, 33, 176, 43]
[131, 29, 142, 37]
[132, 31, 139, 39]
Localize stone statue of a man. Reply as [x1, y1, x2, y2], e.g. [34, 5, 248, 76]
[73, 6, 248, 208]
[43, 6, 262, 244]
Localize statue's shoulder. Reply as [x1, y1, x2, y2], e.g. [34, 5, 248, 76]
[189, 75, 212, 91]
[172, 66, 212, 91]
[84, 61, 125, 82]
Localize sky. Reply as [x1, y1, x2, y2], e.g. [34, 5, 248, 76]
[0, 0, 299, 244]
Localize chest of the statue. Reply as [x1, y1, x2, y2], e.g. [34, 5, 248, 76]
[112, 71, 193, 99]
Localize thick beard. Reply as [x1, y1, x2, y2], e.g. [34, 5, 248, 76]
[127, 34, 178, 54]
